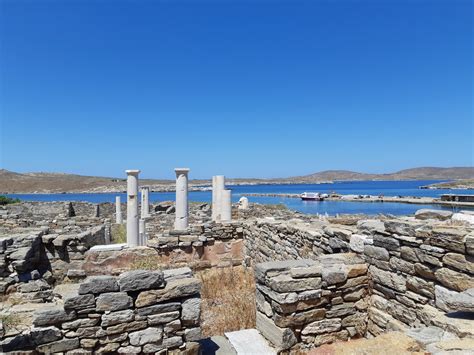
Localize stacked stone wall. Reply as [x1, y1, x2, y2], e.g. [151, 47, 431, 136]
[0, 268, 201, 353]
[255, 254, 369, 352]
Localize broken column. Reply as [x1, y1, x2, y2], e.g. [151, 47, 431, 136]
[141, 186, 150, 217]
[115, 196, 123, 224]
[221, 189, 232, 222]
[212, 175, 225, 222]
[174, 168, 190, 230]
[238, 196, 249, 210]
[139, 218, 147, 246]
[126, 169, 140, 247]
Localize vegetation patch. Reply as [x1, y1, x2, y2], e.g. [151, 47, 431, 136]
[0, 195, 20, 205]
[197, 266, 256, 336]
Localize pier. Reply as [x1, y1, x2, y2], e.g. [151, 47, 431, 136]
[241, 193, 474, 208]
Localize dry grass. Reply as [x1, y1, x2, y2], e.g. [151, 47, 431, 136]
[197, 266, 256, 336]
[111, 223, 127, 244]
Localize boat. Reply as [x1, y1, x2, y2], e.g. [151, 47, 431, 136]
[301, 192, 324, 201]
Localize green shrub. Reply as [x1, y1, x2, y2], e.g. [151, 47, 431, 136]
[0, 196, 20, 205]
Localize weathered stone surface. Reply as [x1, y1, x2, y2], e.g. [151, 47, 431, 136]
[268, 273, 321, 292]
[136, 302, 181, 316]
[322, 266, 348, 285]
[118, 270, 164, 292]
[129, 327, 163, 346]
[96, 292, 133, 311]
[37, 338, 79, 353]
[357, 220, 386, 235]
[256, 311, 297, 350]
[101, 309, 134, 327]
[415, 209, 453, 221]
[33, 307, 76, 326]
[435, 267, 474, 292]
[350, 234, 369, 253]
[118, 346, 142, 354]
[135, 278, 201, 307]
[64, 293, 95, 310]
[30, 326, 62, 345]
[148, 311, 180, 325]
[364, 245, 389, 261]
[389, 257, 415, 274]
[369, 266, 406, 292]
[442, 253, 474, 274]
[274, 307, 325, 327]
[255, 259, 316, 282]
[184, 327, 202, 342]
[62, 318, 99, 330]
[428, 227, 466, 253]
[181, 297, 201, 326]
[257, 284, 298, 304]
[78, 276, 119, 295]
[301, 318, 342, 335]
[435, 285, 474, 313]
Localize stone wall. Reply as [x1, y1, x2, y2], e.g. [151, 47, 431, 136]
[243, 219, 353, 264]
[255, 254, 368, 352]
[0, 267, 202, 354]
[358, 218, 474, 338]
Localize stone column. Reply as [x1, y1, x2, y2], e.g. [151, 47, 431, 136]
[238, 196, 249, 210]
[174, 168, 190, 230]
[126, 169, 140, 247]
[139, 218, 147, 246]
[115, 196, 123, 224]
[221, 189, 232, 222]
[141, 186, 150, 217]
[212, 175, 225, 222]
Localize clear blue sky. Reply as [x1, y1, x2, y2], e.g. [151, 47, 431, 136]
[0, 0, 472, 179]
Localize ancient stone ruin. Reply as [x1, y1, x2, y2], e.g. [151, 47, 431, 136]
[1, 169, 473, 353]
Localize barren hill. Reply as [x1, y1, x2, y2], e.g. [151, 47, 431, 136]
[0, 167, 472, 193]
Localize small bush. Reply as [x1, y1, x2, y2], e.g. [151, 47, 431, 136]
[0, 196, 20, 205]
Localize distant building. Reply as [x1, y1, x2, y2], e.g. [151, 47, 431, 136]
[440, 194, 474, 203]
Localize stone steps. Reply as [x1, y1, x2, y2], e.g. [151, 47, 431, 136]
[225, 329, 276, 355]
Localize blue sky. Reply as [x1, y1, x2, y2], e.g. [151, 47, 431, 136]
[0, 0, 472, 179]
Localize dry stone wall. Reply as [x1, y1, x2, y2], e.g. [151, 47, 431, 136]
[255, 254, 369, 352]
[0, 267, 202, 354]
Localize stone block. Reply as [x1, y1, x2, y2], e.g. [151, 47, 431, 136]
[129, 327, 163, 346]
[135, 278, 200, 307]
[33, 306, 76, 326]
[96, 292, 133, 311]
[118, 270, 164, 292]
[256, 311, 297, 351]
[101, 309, 134, 327]
[78, 276, 119, 295]
[181, 297, 201, 326]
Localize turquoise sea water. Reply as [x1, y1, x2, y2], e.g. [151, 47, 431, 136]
[7, 180, 473, 216]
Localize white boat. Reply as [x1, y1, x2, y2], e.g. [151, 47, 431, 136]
[301, 192, 323, 201]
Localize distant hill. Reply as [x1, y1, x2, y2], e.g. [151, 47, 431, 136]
[294, 167, 474, 182]
[0, 167, 472, 193]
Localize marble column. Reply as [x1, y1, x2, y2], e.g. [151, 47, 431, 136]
[139, 218, 147, 246]
[221, 189, 232, 222]
[174, 168, 190, 230]
[238, 196, 249, 210]
[212, 175, 225, 222]
[126, 169, 140, 247]
[115, 196, 123, 224]
[141, 186, 150, 217]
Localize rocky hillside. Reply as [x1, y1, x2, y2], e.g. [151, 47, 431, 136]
[1, 167, 472, 193]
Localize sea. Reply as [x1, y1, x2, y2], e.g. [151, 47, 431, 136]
[6, 180, 474, 216]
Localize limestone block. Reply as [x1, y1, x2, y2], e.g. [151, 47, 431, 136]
[415, 209, 453, 221]
[135, 278, 201, 307]
[435, 268, 474, 292]
[256, 311, 297, 351]
[129, 327, 163, 346]
[301, 318, 342, 335]
[118, 270, 164, 292]
[33, 306, 76, 326]
[147, 311, 180, 325]
[181, 297, 201, 326]
[369, 266, 406, 292]
[96, 292, 133, 311]
[36, 338, 80, 353]
[78, 276, 119, 295]
[101, 309, 135, 327]
[364, 245, 390, 261]
[30, 326, 62, 345]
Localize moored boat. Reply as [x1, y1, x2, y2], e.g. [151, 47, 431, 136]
[301, 192, 324, 201]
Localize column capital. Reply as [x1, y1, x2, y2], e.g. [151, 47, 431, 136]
[174, 168, 190, 176]
[125, 169, 140, 175]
